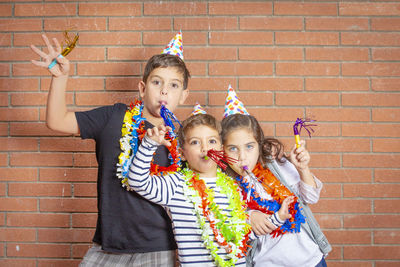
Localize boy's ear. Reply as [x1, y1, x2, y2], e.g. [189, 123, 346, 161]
[179, 89, 189, 105]
[138, 81, 146, 98]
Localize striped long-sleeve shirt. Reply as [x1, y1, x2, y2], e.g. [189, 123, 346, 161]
[128, 136, 247, 266]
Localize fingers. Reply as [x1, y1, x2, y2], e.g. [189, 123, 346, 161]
[53, 37, 62, 54]
[30, 44, 48, 58]
[31, 59, 48, 68]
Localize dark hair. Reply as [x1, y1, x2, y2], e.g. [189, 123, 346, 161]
[143, 54, 191, 90]
[221, 114, 284, 167]
[178, 114, 220, 149]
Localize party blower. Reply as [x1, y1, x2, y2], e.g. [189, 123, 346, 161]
[293, 117, 317, 148]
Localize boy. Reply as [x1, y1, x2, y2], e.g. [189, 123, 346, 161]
[31, 32, 190, 266]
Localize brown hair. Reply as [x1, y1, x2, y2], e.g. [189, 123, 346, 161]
[221, 114, 284, 167]
[143, 54, 191, 90]
[178, 113, 221, 149]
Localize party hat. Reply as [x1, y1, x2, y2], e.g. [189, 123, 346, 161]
[223, 85, 249, 118]
[191, 102, 207, 116]
[162, 31, 184, 60]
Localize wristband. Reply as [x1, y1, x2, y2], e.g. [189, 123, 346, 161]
[48, 54, 63, 69]
[267, 212, 285, 228]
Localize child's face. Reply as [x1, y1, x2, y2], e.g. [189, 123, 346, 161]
[139, 66, 188, 120]
[181, 125, 222, 178]
[223, 128, 260, 177]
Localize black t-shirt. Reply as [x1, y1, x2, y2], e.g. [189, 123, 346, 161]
[75, 103, 177, 253]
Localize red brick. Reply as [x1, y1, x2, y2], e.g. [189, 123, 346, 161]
[187, 77, 235, 92]
[105, 77, 141, 91]
[0, 123, 7, 136]
[0, 92, 7, 106]
[10, 152, 73, 167]
[209, 32, 273, 45]
[64, 47, 104, 61]
[0, 63, 10, 76]
[275, 2, 337, 15]
[109, 17, 171, 31]
[108, 47, 158, 61]
[313, 168, 372, 183]
[76, 92, 134, 106]
[39, 168, 97, 182]
[344, 184, 399, 198]
[74, 183, 96, 197]
[344, 246, 400, 260]
[321, 184, 342, 198]
[372, 78, 400, 92]
[372, 18, 400, 31]
[0, 78, 39, 92]
[10, 122, 72, 137]
[276, 63, 339, 76]
[174, 17, 238, 31]
[307, 138, 370, 153]
[209, 92, 273, 107]
[77, 63, 140, 76]
[306, 18, 369, 31]
[376, 263, 400, 267]
[44, 18, 106, 31]
[373, 48, 400, 61]
[239, 47, 303, 61]
[343, 154, 400, 168]
[0, 259, 36, 267]
[342, 93, 400, 106]
[145, 2, 206, 15]
[72, 213, 97, 228]
[182, 92, 207, 107]
[209, 2, 271, 15]
[0, 108, 39, 121]
[185, 47, 237, 61]
[313, 199, 371, 213]
[7, 213, 69, 227]
[306, 48, 368, 61]
[326, 230, 371, 245]
[79, 3, 141, 16]
[374, 230, 400, 244]
[38, 259, 80, 267]
[144, 32, 207, 46]
[0, 168, 37, 182]
[239, 77, 303, 91]
[375, 200, 400, 213]
[309, 154, 341, 168]
[306, 108, 370, 122]
[342, 33, 400, 46]
[0, 48, 37, 61]
[247, 108, 303, 122]
[0, 138, 37, 151]
[306, 78, 369, 91]
[73, 153, 98, 167]
[375, 169, 400, 183]
[79, 32, 141, 46]
[0, 33, 11, 46]
[9, 183, 72, 197]
[13, 63, 75, 77]
[7, 243, 70, 258]
[0, 4, 11, 16]
[184, 62, 207, 76]
[15, 3, 76, 16]
[276, 32, 339, 45]
[0, 198, 37, 212]
[40, 198, 97, 212]
[240, 17, 303, 30]
[10, 92, 47, 106]
[209, 62, 273, 76]
[373, 109, 400, 122]
[41, 78, 104, 92]
[0, 183, 5, 196]
[315, 214, 341, 229]
[340, 3, 400, 16]
[0, 153, 7, 166]
[40, 138, 94, 152]
[344, 214, 400, 228]
[0, 19, 42, 32]
[277, 123, 341, 137]
[38, 228, 94, 243]
[72, 244, 91, 258]
[343, 124, 400, 138]
[276, 92, 340, 106]
[0, 228, 36, 242]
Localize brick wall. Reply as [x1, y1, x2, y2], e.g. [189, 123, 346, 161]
[1, 1, 399, 266]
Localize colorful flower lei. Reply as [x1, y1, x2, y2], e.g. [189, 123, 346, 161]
[116, 99, 181, 191]
[236, 163, 306, 237]
[182, 168, 251, 267]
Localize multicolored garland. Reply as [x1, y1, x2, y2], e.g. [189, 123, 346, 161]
[182, 168, 251, 267]
[235, 163, 306, 237]
[116, 99, 181, 191]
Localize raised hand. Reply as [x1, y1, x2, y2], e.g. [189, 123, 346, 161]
[30, 34, 70, 77]
[146, 125, 172, 147]
[289, 140, 310, 172]
[277, 196, 294, 221]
